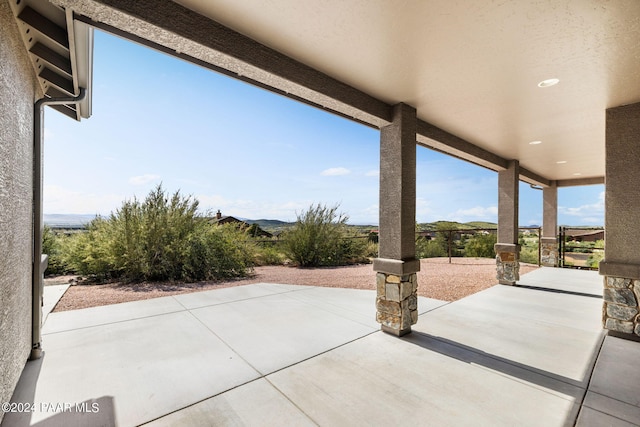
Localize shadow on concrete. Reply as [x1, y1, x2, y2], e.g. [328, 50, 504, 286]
[31, 396, 115, 427]
[2, 356, 43, 427]
[513, 284, 602, 299]
[0, 354, 116, 427]
[402, 330, 604, 392]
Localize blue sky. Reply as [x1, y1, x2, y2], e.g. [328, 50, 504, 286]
[43, 30, 604, 226]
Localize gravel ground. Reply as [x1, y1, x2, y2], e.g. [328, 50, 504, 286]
[50, 257, 538, 312]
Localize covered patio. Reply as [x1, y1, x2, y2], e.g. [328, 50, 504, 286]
[3, 1, 640, 426]
[5, 267, 637, 426]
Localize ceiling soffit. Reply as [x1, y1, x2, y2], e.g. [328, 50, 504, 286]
[9, 0, 93, 120]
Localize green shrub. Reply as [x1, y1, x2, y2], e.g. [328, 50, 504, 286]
[255, 244, 286, 266]
[586, 251, 604, 268]
[416, 238, 447, 258]
[283, 203, 368, 267]
[464, 233, 496, 258]
[339, 235, 376, 264]
[42, 226, 69, 275]
[184, 223, 256, 280]
[520, 245, 539, 264]
[61, 218, 118, 280]
[59, 185, 254, 282]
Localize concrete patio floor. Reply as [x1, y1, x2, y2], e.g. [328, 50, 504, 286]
[2, 267, 638, 426]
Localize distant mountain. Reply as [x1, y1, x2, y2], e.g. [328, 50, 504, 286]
[245, 219, 294, 233]
[418, 220, 498, 231]
[44, 214, 507, 233]
[464, 221, 498, 229]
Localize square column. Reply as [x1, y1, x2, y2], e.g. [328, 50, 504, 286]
[541, 182, 559, 267]
[600, 102, 640, 339]
[495, 160, 520, 285]
[373, 103, 419, 336]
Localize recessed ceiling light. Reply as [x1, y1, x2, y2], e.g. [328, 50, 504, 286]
[556, 160, 567, 164]
[573, 172, 582, 176]
[538, 78, 560, 88]
[529, 140, 542, 145]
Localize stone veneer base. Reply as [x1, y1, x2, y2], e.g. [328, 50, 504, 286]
[540, 239, 558, 267]
[495, 244, 520, 285]
[602, 276, 640, 337]
[376, 272, 418, 334]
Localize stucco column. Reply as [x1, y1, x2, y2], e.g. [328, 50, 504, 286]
[541, 182, 558, 267]
[600, 102, 640, 339]
[373, 103, 420, 336]
[495, 160, 520, 284]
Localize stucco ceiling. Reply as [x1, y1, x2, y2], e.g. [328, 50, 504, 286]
[173, 0, 640, 182]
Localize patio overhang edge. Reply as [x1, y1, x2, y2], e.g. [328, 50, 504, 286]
[60, 0, 567, 188]
[62, 0, 393, 128]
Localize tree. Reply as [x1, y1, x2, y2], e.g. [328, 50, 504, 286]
[464, 233, 497, 258]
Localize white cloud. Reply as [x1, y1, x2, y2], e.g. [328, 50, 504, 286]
[416, 197, 434, 219]
[365, 170, 379, 177]
[321, 167, 351, 176]
[129, 174, 161, 185]
[449, 206, 498, 222]
[559, 191, 604, 217]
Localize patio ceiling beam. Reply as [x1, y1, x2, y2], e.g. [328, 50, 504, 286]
[519, 167, 551, 188]
[64, 0, 393, 128]
[557, 177, 605, 187]
[417, 121, 555, 187]
[417, 120, 510, 171]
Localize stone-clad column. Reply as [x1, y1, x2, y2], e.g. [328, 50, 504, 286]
[373, 103, 420, 336]
[541, 182, 558, 267]
[600, 102, 640, 339]
[495, 160, 520, 285]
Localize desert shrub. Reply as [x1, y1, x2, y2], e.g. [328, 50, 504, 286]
[61, 217, 118, 280]
[519, 245, 539, 264]
[416, 238, 447, 258]
[586, 250, 604, 268]
[283, 203, 368, 267]
[42, 226, 69, 275]
[363, 240, 379, 259]
[60, 185, 254, 282]
[255, 244, 286, 266]
[339, 235, 375, 264]
[464, 233, 497, 258]
[184, 223, 256, 280]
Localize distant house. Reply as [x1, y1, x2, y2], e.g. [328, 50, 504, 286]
[564, 229, 604, 242]
[416, 231, 436, 240]
[211, 210, 273, 238]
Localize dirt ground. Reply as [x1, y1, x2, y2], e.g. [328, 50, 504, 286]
[49, 257, 539, 312]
